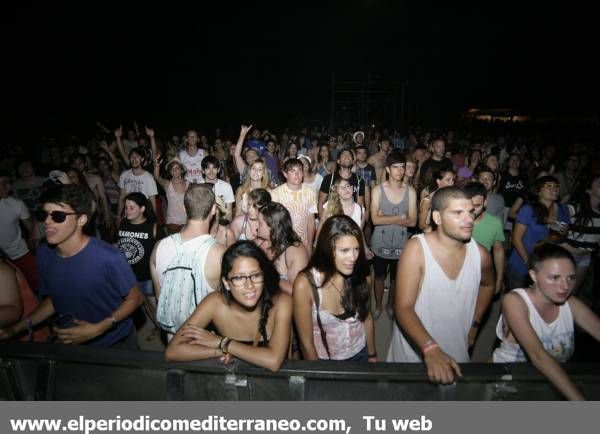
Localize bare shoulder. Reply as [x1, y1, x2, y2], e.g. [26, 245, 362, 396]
[402, 236, 423, 259]
[476, 242, 492, 265]
[292, 271, 314, 300]
[209, 240, 227, 257]
[502, 290, 528, 313]
[273, 292, 293, 310]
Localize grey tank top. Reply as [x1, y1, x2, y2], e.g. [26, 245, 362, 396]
[370, 184, 409, 259]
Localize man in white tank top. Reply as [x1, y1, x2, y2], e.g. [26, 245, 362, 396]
[387, 186, 495, 384]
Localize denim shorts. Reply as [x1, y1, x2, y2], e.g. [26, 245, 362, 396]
[138, 280, 154, 297]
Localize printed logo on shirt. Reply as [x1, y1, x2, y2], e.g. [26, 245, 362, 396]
[117, 237, 145, 265]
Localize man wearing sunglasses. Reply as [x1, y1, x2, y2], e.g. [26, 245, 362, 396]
[0, 184, 143, 348]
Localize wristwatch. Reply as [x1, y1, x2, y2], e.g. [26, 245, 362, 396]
[471, 319, 480, 329]
[109, 316, 118, 330]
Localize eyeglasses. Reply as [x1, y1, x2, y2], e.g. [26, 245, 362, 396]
[542, 183, 560, 190]
[35, 210, 78, 223]
[338, 184, 353, 190]
[228, 272, 264, 287]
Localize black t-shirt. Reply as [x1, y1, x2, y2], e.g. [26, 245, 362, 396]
[498, 171, 528, 207]
[320, 172, 365, 202]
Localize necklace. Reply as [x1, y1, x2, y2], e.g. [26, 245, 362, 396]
[329, 278, 345, 298]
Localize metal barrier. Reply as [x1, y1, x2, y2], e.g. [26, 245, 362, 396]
[1, 342, 599, 400]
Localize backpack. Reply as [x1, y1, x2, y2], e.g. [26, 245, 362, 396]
[155, 233, 215, 334]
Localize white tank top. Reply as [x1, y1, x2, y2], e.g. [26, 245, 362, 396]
[493, 288, 574, 363]
[387, 234, 481, 363]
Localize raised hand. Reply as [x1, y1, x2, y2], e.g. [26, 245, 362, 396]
[145, 126, 155, 138]
[114, 125, 123, 139]
[240, 125, 253, 136]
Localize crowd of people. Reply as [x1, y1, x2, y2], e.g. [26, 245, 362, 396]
[1, 122, 599, 399]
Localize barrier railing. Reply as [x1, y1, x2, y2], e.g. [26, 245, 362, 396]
[1, 342, 599, 400]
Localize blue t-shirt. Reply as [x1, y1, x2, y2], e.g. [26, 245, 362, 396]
[508, 203, 570, 276]
[37, 237, 137, 347]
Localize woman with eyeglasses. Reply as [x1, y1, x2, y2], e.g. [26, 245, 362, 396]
[316, 178, 366, 242]
[507, 176, 571, 291]
[293, 215, 376, 362]
[165, 241, 292, 372]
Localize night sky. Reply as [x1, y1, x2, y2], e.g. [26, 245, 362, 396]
[4, 2, 598, 141]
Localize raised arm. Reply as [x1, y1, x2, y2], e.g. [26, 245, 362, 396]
[293, 272, 319, 360]
[114, 126, 129, 166]
[234, 125, 252, 176]
[501, 293, 584, 400]
[394, 238, 462, 384]
[146, 126, 159, 162]
[99, 141, 122, 177]
[152, 153, 169, 191]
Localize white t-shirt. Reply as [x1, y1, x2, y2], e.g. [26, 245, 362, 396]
[0, 197, 30, 259]
[118, 169, 158, 198]
[211, 179, 235, 204]
[179, 149, 205, 184]
[303, 173, 323, 197]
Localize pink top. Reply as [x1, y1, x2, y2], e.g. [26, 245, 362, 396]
[309, 268, 366, 360]
[166, 181, 187, 225]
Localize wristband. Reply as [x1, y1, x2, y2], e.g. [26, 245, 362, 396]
[471, 319, 480, 329]
[25, 318, 33, 342]
[368, 352, 377, 358]
[220, 336, 232, 354]
[421, 339, 438, 354]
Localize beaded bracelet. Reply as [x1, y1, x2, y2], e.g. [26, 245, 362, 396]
[219, 336, 232, 354]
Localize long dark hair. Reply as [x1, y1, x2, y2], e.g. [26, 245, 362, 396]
[529, 175, 559, 224]
[306, 214, 370, 321]
[571, 174, 600, 231]
[258, 202, 302, 260]
[219, 241, 281, 344]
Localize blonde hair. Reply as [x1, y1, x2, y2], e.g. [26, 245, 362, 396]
[323, 178, 345, 220]
[237, 159, 270, 198]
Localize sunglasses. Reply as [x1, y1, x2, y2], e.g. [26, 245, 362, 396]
[34, 210, 78, 223]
